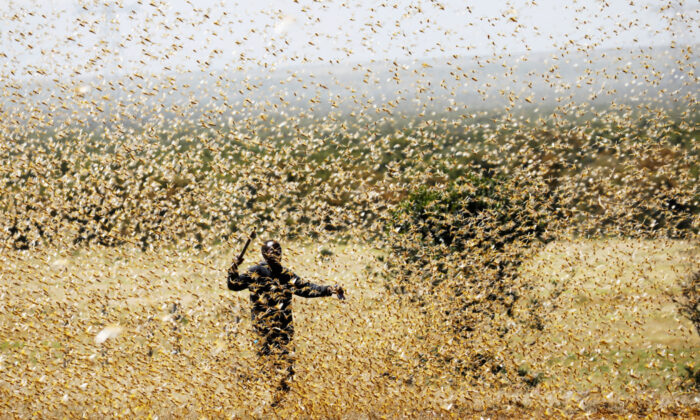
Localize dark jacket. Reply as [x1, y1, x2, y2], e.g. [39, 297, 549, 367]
[227, 261, 332, 337]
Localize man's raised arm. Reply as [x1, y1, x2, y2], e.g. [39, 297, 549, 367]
[227, 262, 251, 291]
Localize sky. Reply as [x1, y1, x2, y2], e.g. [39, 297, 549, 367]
[1, 0, 698, 80]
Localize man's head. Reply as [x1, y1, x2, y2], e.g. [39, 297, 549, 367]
[261, 240, 282, 266]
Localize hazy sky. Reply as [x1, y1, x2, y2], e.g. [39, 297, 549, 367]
[1, 0, 698, 79]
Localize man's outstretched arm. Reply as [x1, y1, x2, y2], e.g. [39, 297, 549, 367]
[227, 262, 251, 291]
[291, 273, 344, 299]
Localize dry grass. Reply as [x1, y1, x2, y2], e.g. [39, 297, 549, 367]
[0, 239, 698, 418]
[515, 239, 700, 392]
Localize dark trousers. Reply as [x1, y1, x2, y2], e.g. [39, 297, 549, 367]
[254, 325, 294, 392]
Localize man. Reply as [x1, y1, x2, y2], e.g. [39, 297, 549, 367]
[226, 239, 344, 394]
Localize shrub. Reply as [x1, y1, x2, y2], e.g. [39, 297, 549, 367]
[673, 270, 700, 338]
[386, 172, 559, 381]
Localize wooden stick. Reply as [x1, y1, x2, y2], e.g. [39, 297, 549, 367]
[236, 230, 257, 264]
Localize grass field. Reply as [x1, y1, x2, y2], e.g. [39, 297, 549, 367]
[0, 238, 698, 417]
[515, 240, 700, 398]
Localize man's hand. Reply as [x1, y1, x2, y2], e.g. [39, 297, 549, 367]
[228, 256, 243, 274]
[330, 284, 345, 300]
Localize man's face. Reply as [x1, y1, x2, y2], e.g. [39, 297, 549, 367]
[262, 240, 282, 265]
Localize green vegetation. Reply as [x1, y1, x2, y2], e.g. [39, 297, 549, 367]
[2, 114, 697, 251]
